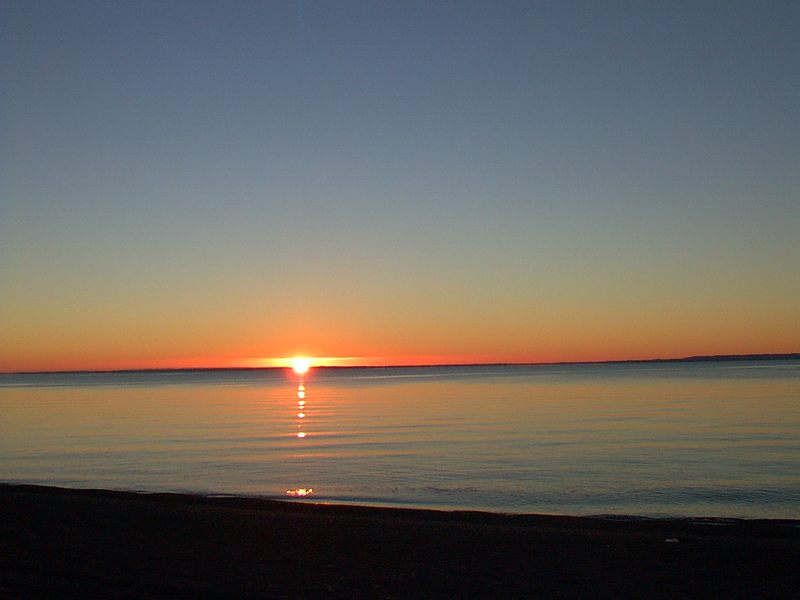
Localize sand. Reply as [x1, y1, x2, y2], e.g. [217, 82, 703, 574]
[1, 484, 798, 598]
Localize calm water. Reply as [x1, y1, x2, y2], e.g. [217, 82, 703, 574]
[2, 360, 799, 518]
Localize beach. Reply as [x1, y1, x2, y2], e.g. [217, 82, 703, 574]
[1, 484, 798, 598]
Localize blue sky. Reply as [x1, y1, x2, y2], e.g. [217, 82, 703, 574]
[2, 2, 798, 370]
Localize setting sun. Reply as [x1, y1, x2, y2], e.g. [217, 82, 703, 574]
[292, 357, 311, 375]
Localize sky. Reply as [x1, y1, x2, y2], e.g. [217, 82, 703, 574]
[1, 1, 799, 372]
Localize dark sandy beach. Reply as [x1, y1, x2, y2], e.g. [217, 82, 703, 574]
[1, 484, 798, 598]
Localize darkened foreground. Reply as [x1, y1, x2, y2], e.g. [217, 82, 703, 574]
[1, 485, 798, 598]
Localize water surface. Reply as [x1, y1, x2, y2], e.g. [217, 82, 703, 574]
[2, 361, 798, 518]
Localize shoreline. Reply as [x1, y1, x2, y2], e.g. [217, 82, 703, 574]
[3, 481, 797, 524]
[2, 484, 798, 598]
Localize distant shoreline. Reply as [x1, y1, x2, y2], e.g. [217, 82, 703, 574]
[3, 352, 799, 376]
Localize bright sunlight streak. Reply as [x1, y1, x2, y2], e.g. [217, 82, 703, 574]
[292, 357, 312, 375]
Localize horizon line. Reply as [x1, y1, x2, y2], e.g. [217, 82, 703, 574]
[2, 352, 798, 376]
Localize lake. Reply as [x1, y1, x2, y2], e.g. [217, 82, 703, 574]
[1, 360, 798, 518]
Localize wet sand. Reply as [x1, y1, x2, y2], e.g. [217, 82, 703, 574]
[1, 484, 798, 598]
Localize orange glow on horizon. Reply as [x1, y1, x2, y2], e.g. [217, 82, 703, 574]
[4, 345, 799, 374]
[251, 355, 364, 369]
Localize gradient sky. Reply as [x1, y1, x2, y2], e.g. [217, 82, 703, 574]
[2, 1, 799, 372]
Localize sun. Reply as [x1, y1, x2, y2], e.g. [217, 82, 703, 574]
[291, 357, 312, 375]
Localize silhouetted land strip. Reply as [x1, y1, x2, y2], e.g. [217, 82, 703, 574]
[4, 352, 799, 375]
[1, 485, 798, 598]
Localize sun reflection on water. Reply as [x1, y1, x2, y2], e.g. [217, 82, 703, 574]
[295, 380, 308, 439]
[288, 376, 313, 496]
